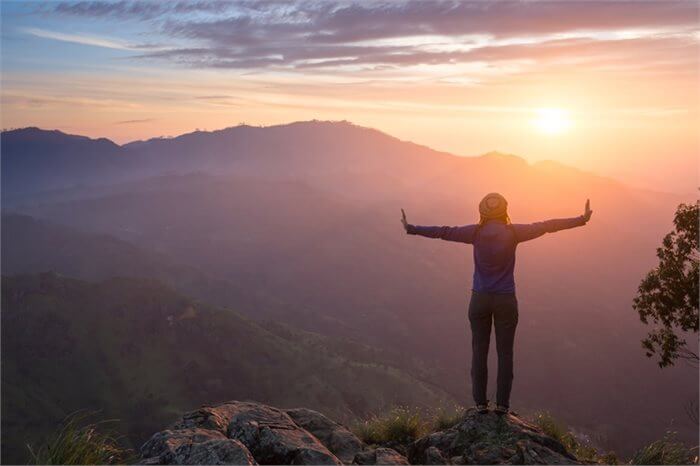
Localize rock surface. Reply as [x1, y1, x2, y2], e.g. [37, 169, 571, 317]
[286, 408, 364, 463]
[142, 401, 346, 465]
[408, 409, 581, 465]
[141, 428, 256, 465]
[141, 401, 580, 465]
[353, 447, 410, 465]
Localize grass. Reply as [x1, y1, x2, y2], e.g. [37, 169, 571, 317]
[353, 406, 428, 445]
[355, 406, 698, 466]
[533, 412, 699, 465]
[27, 412, 131, 465]
[532, 411, 614, 464]
[353, 404, 466, 446]
[629, 432, 697, 465]
[431, 404, 465, 431]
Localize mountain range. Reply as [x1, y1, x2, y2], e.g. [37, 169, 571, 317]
[1, 121, 697, 462]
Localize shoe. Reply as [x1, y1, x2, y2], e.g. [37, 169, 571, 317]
[494, 405, 509, 416]
[476, 404, 489, 414]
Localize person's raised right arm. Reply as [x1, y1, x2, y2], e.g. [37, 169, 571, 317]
[401, 208, 477, 244]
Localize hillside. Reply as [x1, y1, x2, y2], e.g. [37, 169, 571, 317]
[0, 128, 126, 202]
[1, 274, 452, 464]
[1, 213, 300, 324]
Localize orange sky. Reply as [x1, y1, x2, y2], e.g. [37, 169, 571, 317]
[2, 1, 698, 193]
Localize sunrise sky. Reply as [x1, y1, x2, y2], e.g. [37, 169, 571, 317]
[1, 1, 698, 193]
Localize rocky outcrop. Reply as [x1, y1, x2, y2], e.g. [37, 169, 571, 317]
[141, 428, 256, 465]
[142, 401, 347, 465]
[141, 401, 580, 465]
[407, 410, 581, 465]
[285, 408, 364, 463]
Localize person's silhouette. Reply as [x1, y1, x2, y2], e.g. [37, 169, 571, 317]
[401, 193, 592, 414]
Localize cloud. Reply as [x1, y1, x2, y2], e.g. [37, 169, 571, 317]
[22, 27, 168, 52]
[50, 0, 232, 20]
[114, 118, 155, 124]
[45, 0, 700, 74]
[22, 27, 135, 50]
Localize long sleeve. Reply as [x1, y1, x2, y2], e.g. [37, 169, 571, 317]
[406, 224, 477, 244]
[512, 216, 587, 243]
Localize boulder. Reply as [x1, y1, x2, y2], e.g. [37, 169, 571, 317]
[141, 428, 256, 465]
[407, 409, 581, 465]
[353, 447, 410, 465]
[224, 402, 342, 465]
[286, 408, 364, 463]
[424, 446, 448, 465]
[147, 401, 342, 465]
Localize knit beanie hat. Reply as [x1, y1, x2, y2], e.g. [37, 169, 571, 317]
[479, 192, 508, 220]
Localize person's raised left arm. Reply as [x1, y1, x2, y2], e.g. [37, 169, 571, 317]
[512, 199, 593, 243]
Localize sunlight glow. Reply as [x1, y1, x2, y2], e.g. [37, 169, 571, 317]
[533, 108, 572, 135]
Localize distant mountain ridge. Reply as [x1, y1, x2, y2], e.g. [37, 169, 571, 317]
[1, 127, 127, 200]
[2, 121, 626, 205]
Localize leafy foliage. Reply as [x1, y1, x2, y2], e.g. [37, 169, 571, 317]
[630, 431, 697, 465]
[27, 412, 131, 465]
[633, 202, 699, 367]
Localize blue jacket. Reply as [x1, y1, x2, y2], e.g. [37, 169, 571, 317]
[407, 216, 587, 293]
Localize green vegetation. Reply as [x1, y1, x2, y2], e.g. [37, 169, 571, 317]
[27, 413, 130, 465]
[633, 202, 699, 367]
[353, 404, 466, 446]
[1, 273, 451, 464]
[353, 407, 428, 445]
[630, 432, 698, 465]
[431, 404, 465, 431]
[532, 411, 616, 464]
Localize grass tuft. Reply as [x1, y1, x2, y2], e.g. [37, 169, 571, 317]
[27, 412, 131, 465]
[629, 431, 697, 465]
[532, 411, 613, 464]
[353, 406, 428, 445]
[431, 404, 465, 431]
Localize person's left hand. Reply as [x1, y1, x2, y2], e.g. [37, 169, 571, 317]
[401, 208, 409, 231]
[583, 199, 593, 222]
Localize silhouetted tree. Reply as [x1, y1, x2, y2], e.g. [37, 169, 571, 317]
[633, 202, 699, 367]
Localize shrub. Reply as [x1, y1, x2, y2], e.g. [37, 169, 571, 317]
[27, 412, 131, 465]
[630, 432, 697, 465]
[353, 407, 427, 445]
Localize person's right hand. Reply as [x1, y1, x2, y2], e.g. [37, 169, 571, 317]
[401, 208, 408, 231]
[583, 199, 593, 222]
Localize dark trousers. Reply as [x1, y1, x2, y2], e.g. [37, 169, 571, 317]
[468, 290, 519, 408]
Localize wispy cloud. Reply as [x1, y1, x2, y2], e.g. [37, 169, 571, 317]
[39, 1, 699, 75]
[49, 0, 233, 20]
[21, 27, 168, 52]
[23, 27, 134, 50]
[114, 118, 155, 124]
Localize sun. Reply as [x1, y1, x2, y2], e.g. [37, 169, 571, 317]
[532, 108, 571, 135]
